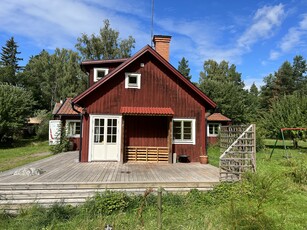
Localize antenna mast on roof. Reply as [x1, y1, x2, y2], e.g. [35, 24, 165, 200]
[151, 0, 154, 47]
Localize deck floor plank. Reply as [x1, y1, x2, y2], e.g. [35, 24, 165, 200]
[0, 151, 220, 185]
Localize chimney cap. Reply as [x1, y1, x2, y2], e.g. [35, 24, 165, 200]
[153, 35, 172, 42]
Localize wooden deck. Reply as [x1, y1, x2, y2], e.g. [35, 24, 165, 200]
[0, 151, 220, 212]
[0, 151, 219, 184]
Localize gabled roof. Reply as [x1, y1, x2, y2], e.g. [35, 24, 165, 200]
[72, 45, 216, 108]
[80, 58, 128, 72]
[207, 113, 231, 121]
[52, 102, 62, 115]
[120, 107, 174, 116]
[53, 98, 82, 115]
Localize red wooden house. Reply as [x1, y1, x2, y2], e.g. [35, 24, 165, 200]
[52, 98, 82, 150]
[206, 113, 231, 145]
[71, 35, 216, 163]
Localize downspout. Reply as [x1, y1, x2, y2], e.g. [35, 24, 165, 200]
[71, 102, 83, 162]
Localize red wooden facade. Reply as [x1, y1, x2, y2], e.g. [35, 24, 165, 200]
[73, 44, 216, 163]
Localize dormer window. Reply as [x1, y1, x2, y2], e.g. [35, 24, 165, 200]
[94, 68, 109, 82]
[125, 73, 141, 89]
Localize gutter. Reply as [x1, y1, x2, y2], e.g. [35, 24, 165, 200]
[71, 102, 83, 162]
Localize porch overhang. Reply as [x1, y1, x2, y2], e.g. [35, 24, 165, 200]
[120, 107, 174, 116]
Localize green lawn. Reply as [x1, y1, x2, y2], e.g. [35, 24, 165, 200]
[0, 139, 51, 172]
[0, 140, 306, 229]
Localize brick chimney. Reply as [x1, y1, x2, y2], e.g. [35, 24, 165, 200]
[152, 35, 172, 61]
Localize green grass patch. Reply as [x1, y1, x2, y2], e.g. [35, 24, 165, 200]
[0, 139, 51, 172]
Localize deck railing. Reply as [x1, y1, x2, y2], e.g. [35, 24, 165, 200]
[219, 124, 256, 181]
[126, 146, 169, 162]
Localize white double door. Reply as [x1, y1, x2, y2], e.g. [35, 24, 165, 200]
[90, 115, 121, 161]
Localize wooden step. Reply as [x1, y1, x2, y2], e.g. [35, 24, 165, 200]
[0, 181, 218, 213]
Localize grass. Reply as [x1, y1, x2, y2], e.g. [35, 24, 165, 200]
[0, 140, 306, 229]
[0, 139, 51, 172]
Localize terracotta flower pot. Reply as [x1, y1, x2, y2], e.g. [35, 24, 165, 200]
[199, 155, 208, 164]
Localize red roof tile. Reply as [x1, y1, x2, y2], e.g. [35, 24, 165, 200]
[120, 107, 174, 116]
[55, 98, 82, 115]
[207, 113, 231, 121]
[52, 102, 62, 115]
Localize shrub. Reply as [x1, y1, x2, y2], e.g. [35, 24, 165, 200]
[50, 126, 70, 154]
[85, 191, 129, 215]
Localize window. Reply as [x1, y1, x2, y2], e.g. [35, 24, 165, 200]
[66, 120, 81, 137]
[173, 119, 196, 144]
[125, 73, 141, 89]
[94, 68, 109, 82]
[94, 118, 104, 143]
[208, 123, 220, 136]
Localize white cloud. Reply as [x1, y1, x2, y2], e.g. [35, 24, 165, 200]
[269, 14, 307, 60]
[269, 50, 281, 60]
[153, 4, 286, 81]
[237, 4, 285, 49]
[0, 0, 150, 51]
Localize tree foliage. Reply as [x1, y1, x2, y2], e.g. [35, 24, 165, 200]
[200, 60, 244, 87]
[260, 55, 307, 109]
[199, 60, 257, 123]
[178, 57, 191, 80]
[22, 49, 87, 111]
[0, 83, 34, 143]
[0, 37, 23, 85]
[75, 19, 135, 60]
[260, 93, 307, 138]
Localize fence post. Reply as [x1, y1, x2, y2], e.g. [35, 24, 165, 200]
[157, 187, 162, 229]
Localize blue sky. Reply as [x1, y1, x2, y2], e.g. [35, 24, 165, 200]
[1, 0, 307, 89]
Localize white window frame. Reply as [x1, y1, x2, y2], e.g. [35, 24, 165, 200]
[172, 118, 196, 145]
[207, 123, 220, 137]
[125, 73, 141, 89]
[66, 120, 81, 137]
[94, 68, 109, 82]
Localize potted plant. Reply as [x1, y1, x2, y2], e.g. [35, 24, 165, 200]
[199, 147, 209, 164]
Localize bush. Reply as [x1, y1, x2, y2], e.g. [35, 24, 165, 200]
[85, 191, 129, 215]
[0, 83, 35, 144]
[50, 126, 70, 154]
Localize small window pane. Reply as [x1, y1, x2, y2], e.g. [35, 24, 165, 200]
[107, 135, 111, 143]
[94, 127, 99, 135]
[113, 119, 117, 126]
[95, 119, 99, 126]
[129, 76, 137, 84]
[94, 134, 99, 143]
[100, 119, 104, 126]
[75, 122, 81, 134]
[112, 135, 116, 143]
[97, 70, 106, 79]
[99, 135, 104, 143]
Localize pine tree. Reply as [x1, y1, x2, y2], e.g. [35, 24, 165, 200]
[0, 37, 23, 85]
[292, 55, 307, 91]
[178, 57, 192, 80]
[199, 59, 250, 123]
